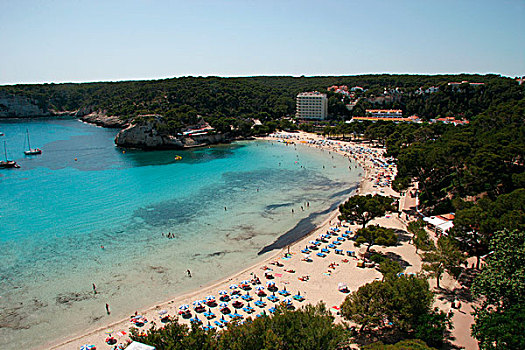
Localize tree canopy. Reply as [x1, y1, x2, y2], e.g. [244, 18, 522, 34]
[338, 194, 396, 228]
[354, 225, 398, 252]
[341, 275, 450, 347]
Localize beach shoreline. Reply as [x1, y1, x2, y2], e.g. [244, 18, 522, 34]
[49, 131, 401, 350]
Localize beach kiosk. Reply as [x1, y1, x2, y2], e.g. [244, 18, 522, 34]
[125, 341, 156, 350]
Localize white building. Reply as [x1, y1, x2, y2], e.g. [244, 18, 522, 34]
[296, 92, 328, 120]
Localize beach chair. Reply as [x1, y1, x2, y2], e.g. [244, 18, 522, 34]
[268, 307, 276, 313]
[337, 237, 345, 241]
[328, 244, 336, 249]
[335, 249, 343, 255]
[317, 252, 326, 258]
[333, 240, 341, 245]
[321, 248, 330, 253]
[301, 248, 309, 254]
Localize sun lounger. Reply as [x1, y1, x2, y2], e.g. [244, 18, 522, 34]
[214, 320, 223, 327]
[317, 252, 326, 258]
[328, 244, 336, 249]
[268, 307, 276, 313]
[301, 249, 309, 253]
[321, 248, 330, 253]
[278, 290, 290, 296]
[335, 249, 343, 254]
[293, 295, 305, 302]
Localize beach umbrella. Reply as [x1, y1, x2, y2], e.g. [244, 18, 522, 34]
[255, 286, 265, 291]
[283, 298, 292, 304]
[230, 294, 239, 299]
[219, 302, 229, 308]
[229, 284, 238, 289]
[158, 309, 168, 315]
[105, 329, 114, 335]
[218, 290, 228, 295]
[266, 281, 275, 286]
[80, 345, 94, 350]
[241, 280, 250, 285]
[179, 304, 189, 310]
[193, 300, 202, 306]
[206, 295, 215, 301]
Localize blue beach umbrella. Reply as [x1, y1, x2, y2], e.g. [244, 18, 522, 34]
[229, 284, 238, 289]
[266, 281, 275, 286]
[218, 290, 228, 295]
[193, 300, 202, 306]
[255, 286, 265, 291]
[206, 295, 215, 301]
[80, 345, 94, 350]
[230, 294, 239, 299]
[179, 304, 189, 310]
[219, 302, 229, 308]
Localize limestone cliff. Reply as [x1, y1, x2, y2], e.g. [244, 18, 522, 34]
[79, 110, 129, 128]
[0, 92, 51, 117]
[115, 119, 229, 149]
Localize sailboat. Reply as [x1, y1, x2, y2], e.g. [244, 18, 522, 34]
[0, 141, 20, 168]
[24, 129, 42, 155]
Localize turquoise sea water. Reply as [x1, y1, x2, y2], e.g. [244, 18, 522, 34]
[0, 119, 361, 349]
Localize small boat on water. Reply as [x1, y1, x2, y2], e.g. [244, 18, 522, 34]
[0, 132, 4, 136]
[24, 129, 42, 155]
[0, 141, 20, 168]
[174, 155, 182, 160]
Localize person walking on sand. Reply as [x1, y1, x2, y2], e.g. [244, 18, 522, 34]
[187, 269, 192, 277]
[93, 283, 97, 294]
[105, 303, 110, 315]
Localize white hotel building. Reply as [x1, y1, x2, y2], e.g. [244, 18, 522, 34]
[296, 92, 328, 120]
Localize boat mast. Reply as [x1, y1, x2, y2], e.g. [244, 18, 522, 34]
[26, 129, 31, 150]
[4, 141, 7, 161]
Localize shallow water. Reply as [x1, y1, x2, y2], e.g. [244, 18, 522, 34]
[0, 118, 361, 349]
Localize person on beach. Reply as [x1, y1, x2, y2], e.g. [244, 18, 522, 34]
[105, 303, 110, 315]
[187, 269, 192, 277]
[93, 283, 97, 294]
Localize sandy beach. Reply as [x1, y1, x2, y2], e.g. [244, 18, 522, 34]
[50, 131, 475, 350]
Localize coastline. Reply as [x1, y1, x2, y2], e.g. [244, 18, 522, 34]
[49, 131, 399, 350]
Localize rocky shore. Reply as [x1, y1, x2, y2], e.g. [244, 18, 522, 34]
[114, 120, 234, 149]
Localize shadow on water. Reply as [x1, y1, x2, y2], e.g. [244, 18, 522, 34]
[258, 185, 358, 255]
[121, 143, 243, 168]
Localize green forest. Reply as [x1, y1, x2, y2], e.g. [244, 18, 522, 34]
[1, 74, 522, 136]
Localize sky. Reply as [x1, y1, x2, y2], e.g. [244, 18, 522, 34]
[0, 0, 523, 85]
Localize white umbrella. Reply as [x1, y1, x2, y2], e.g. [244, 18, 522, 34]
[266, 281, 275, 286]
[241, 280, 250, 285]
[229, 284, 238, 289]
[218, 290, 228, 295]
[230, 294, 239, 299]
[192, 300, 202, 306]
[219, 302, 229, 308]
[255, 286, 265, 291]
[283, 298, 293, 304]
[158, 309, 168, 315]
[179, 304, 189, 310]
[206, 295, 215, 301]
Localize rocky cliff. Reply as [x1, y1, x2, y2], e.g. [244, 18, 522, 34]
[79, 110, 129, 128]
[115, 119, 229, 149]
[0, 92, 51, 117]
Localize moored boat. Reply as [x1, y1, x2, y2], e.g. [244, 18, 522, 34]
[24, 129, 42, 155]
[1, 141, 20, 168]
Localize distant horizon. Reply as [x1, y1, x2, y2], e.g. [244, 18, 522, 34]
[0, 71, 521, 87]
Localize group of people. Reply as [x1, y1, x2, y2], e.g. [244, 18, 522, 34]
[163, 232, 176, 239]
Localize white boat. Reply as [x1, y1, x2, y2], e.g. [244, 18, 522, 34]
[24, 129, 42, 155]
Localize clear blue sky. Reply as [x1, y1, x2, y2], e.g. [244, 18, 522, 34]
[0, 0, 523, 85]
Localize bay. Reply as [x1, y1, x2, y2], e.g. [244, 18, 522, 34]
[0, 118, 361, 349]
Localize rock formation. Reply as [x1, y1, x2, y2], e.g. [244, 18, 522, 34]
[0, 92, 51, 117]
[115, 117, 228, 149]
[79, 110, 128, 128]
